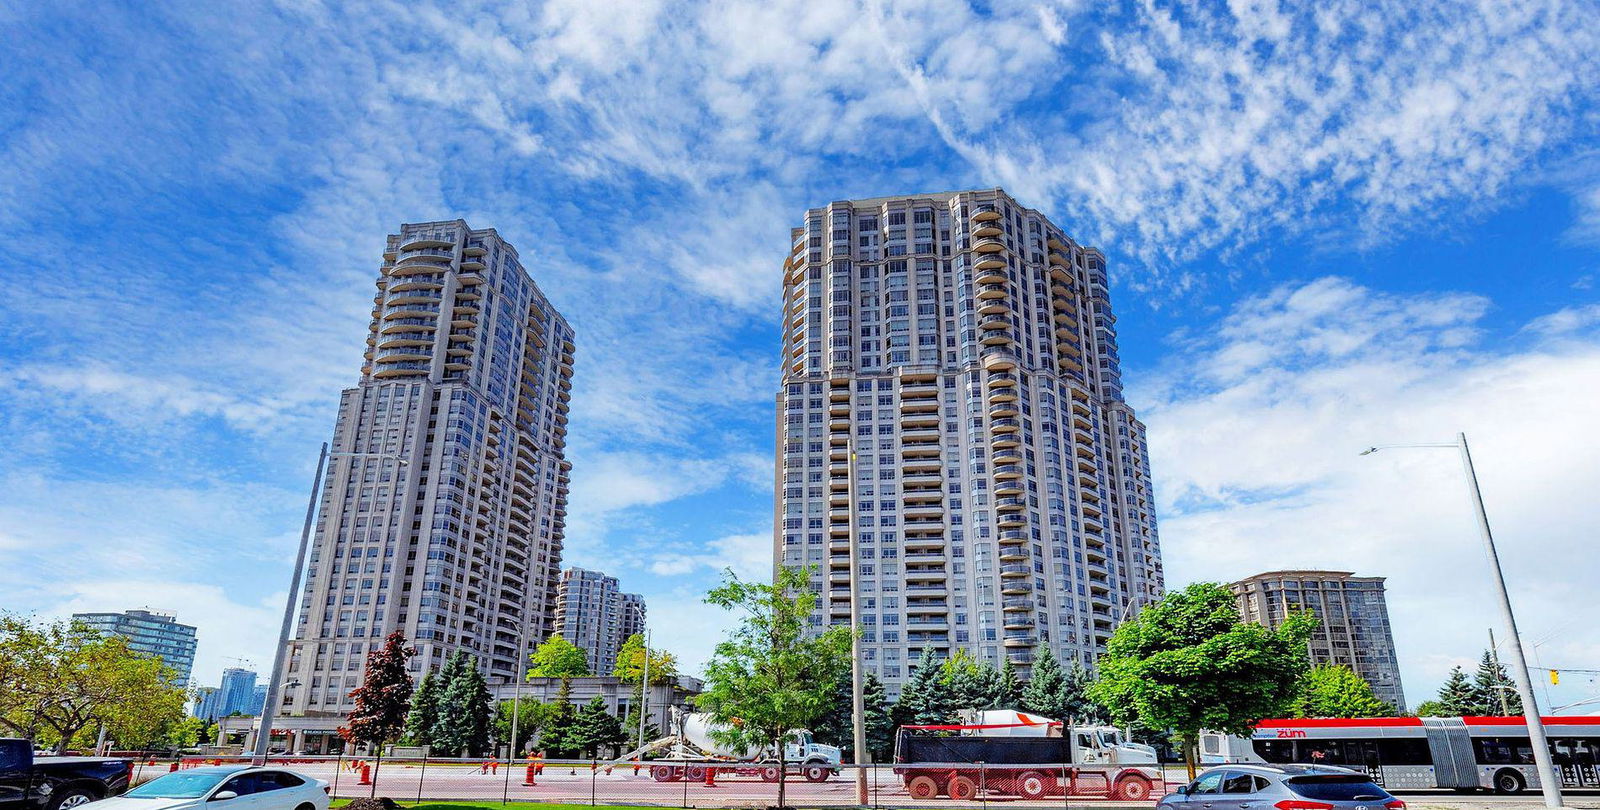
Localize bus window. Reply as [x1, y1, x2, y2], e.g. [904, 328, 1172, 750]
[1377, 738, 1431, 765]
[1475, 737, 1535, 765]
[1254, 739, 1295, 763]
[1302, 740, 1344, 765]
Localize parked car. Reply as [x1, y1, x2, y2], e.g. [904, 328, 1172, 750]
[0, 737, 134, 810]
[1159, 763, 1405, 810]
[90, 767, 328, 810]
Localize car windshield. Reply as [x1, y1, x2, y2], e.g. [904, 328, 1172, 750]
[1287, 775, 1392, 801]
[125, 771, 231, 799]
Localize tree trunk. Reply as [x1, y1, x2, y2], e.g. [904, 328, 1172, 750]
[777, 742, 787, 810]
[1184, 734, 1198, 782]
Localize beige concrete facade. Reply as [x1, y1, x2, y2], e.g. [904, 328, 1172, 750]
[1231, 569, 1406, 711]
[554, 567, 646, 676]
[774, 189, 1164, 696]
[280, 220, 574, 717]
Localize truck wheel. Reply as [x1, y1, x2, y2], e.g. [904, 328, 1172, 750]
[686, 765, 706, 782]
[907, 775, 942, 800]
[49, 787, 99, 810]
[1115, 776, 1151, 801]
[948, 775, 978, 801]
[761, 766, 781, 782]
[1493, 769, 1526, 795]
[804, 764, 830, 783]
[651, 765, 677, 782]
[1017, 771, 1051, 800]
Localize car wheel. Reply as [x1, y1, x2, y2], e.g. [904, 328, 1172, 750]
[295, 803, 315, 810]
[907, 775, 942, 800]
[1493, 769, 1525, 795]
[1116, 776, 1152, 801]
[49, 788, 98, 810]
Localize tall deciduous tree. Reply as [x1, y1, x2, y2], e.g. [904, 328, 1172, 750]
[1290, 664, 1394, 718]
[1088, 582, 1315, 779]
[697, 566, 852, 810]
[494, 699, 546, 757]
[341, 631, 416, 755]
[529, 635, 590, 705]
[613, 632, 677, 746]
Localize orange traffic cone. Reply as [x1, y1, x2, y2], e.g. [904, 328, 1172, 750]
[703, 766, 717, 787]
[522, 763, 538, 787]
[358, 763, 372, 786]
[168, 762, 179, 772]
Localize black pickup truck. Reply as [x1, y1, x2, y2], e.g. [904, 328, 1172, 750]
[0, 739, 132, 810]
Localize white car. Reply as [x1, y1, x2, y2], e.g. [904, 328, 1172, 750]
[97, 766, 329, 810]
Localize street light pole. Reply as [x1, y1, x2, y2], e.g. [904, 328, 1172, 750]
[1363, 433, 1562, 808]
[638, 626, 651, 754]
[254, 442, 328, 764]
[845, 436, 869, 804]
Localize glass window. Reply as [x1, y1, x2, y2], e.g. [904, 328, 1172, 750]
[1190, 772, 1224, 795]
[1222, 773, 1258, 794]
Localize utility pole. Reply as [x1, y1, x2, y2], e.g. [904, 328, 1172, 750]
[638, 627, 651, 753]
[1488, 628, 1512, 716]
[845, 436, 869, 804]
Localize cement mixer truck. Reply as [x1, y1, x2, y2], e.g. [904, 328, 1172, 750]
[606, 706, 842, 783]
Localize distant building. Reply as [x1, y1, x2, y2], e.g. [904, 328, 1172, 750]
[73, 609, 197, 683]
[216, 667, 259, 716]
[192, 687, 221, 721]
[555, 568, 645, 676]
[250, 684, 268, 715]
[490, 675, 701, 726]
[1231, 570, 1406, 711]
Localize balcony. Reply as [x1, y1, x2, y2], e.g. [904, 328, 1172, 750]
[400, 235, 454, 251]
[974, 255, 1007, 274]
[1004, 615, 1035, 630]
[1003, 635, 1034, 647]
[974, 237, 1005, 253]
[905, 567, 949, 582]
[903, 503, 944, 520]
[1002, 598, 1034, 612]
[900, 411, 939, 428]
[977, 300, 1009, 317]
[999, 547, 1028, 563]
[971, 205, 1000, 222]
[980, 330, 1012, 347]
[987, 384, 1018, 404]
[976, 283, 1008, 300]
[902, 471, 942, 486]
[972, 221, 1003, 238]
[377, 333, 433, 350]
[997, 529, 1027, 545]
[1001, 579, 1033, 595]
[999, 562, 1031, 577]
[981, 349, 1016, 371]
[978, 316, 1009, 332]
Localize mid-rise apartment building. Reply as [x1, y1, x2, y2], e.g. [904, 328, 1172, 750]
[555, 567, 646, 676]
[1231, 570, 1406, 711]
[774, 189, 1164, 696]
[73, 609, 197, 683]
[281, 220, 575, 715]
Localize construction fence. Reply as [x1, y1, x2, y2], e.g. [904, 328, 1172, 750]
[136, 755, 1183, 808]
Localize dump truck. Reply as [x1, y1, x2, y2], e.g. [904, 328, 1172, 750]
[605, 707, 841, 782]
[893, 710, 1164, 800]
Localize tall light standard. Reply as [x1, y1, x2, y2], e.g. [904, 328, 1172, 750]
[1361, 433, 1561, 808]
[844, 436, 869, 804]
[253, 445, 408, 763]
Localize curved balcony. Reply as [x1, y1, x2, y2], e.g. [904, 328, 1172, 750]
[989, 401, 1019, 419]
[976, 283, 1008, 300]
[974, 237, 1005, 253]
[372, 361, 430, 379]
[386, 288, 443, 305]
[1003, 635, 1034, 647]
[978, 316, 1010, 332]
[381, 303, 440, 320]
[987, 385, 1018, 404]
[974, 255, 1007, 273]
[993, 464, 1023, 479]
[1002, 598, 1034, 612]
[977, 300, 1009, 317]
[374, 346, 432, 361]
[972, 221, 1003, 238]
[997, 528, 1028, 545]
[1001, 578, 1033, 595]
[393, 254, 452, 274]
[990, 417, 1020, 433]
[377, 333, 433, 350]
[997, 513, 1027, 529]
[992, 449, 1022, 466]
[1050, 251, 1071, 267]
[387, 275, 444, 291]
[981, 330, 1012, 347]
[999, 562, 1031, 577]
[971, 205, 1000, 222]
[994, 496, 1026, 510]
[400, 235, 454, 252]
[1004, 615, 1035, 630]
[987, 372, 1018, 386]
[982, 349, 1017, 371]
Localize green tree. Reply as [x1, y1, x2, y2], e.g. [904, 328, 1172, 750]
[569, 696, 626, 758]
[405, 668, 443, 748]
[340, 631, 416, 755]
[1062, 660, 1107, 724]
[940, 649, 990, 712]
[529, 635, 590, 705]
[494, 699, 547, 757]
[862, 671, 895, 762]
[537, 700, 579, 757]
[814, 669, 896, 763]
[1291, 664, 1394, 718]
[988, 659, 1023, 710]
[893, 648, 954, 727]
[697, 566, 852, 810]
[434, 650, 493, 756]
[612, 632, 677, 747]
[1433, 666, 1481, 715]
[1019, 647, 1068, 719]
[1473, 651, 1522, 716]
[0, 615, 187, 752]
[1088, 582, 1315, 780]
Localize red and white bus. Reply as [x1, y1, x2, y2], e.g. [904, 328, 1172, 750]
[1200, 716, 1600, 794]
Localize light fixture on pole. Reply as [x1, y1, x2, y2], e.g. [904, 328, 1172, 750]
[1362, 433, 1561, 808]
[254, 446, 408, 764]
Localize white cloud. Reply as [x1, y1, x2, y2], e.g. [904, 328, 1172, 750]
[1136, 277, 1600, 708]
[1523, 303, 1600, 337]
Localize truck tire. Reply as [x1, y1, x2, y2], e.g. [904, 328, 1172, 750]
[48, 786, 100, 810]
[1492, 769, 1526, 795]
[651, 765, 679, 782]
[948, 775, 978, 801]
[907, 775, 942, 800]
[761, 766, 781, 782]
[803, 764, 830, 783]
[685, 765, 706, 782]
[1114, 775, 1152, 801]
[1016, 771, 1051, 800]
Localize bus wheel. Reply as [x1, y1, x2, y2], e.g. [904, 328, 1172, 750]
[1493, 769, 1526, 795]
[1115, 775, 1152, 801]
[948, 775, 978, 801]
[908, 775, 942, 800]
[1016, 771, 1050, 800]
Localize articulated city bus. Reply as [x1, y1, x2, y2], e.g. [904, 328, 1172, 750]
[1200, 716, 1600, 794]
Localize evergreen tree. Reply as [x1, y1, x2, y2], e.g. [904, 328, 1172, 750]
[537, 700, 579, 756]
[940, 650, 990, 713]
[1472, 651, 1522, 716]
[1020, 647, 1068, 719]
[812, 673, 856, 760]
[435, 650, 493, 756]
[340, 631, 415, 754]
[1062, 659, 1106, 723]
[893, 648, 953, 727]
[862, 671, 895, 762]
[404, 668, 442, 748]
[989, 659, 1023, 710]
[1435, 666, 1482, 715]
[569, 696, 626, 758]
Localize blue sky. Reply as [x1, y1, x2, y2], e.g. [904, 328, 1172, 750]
[2, 0, 1598, 712]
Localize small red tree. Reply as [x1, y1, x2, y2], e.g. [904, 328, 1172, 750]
[341, 631, 415, 762]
